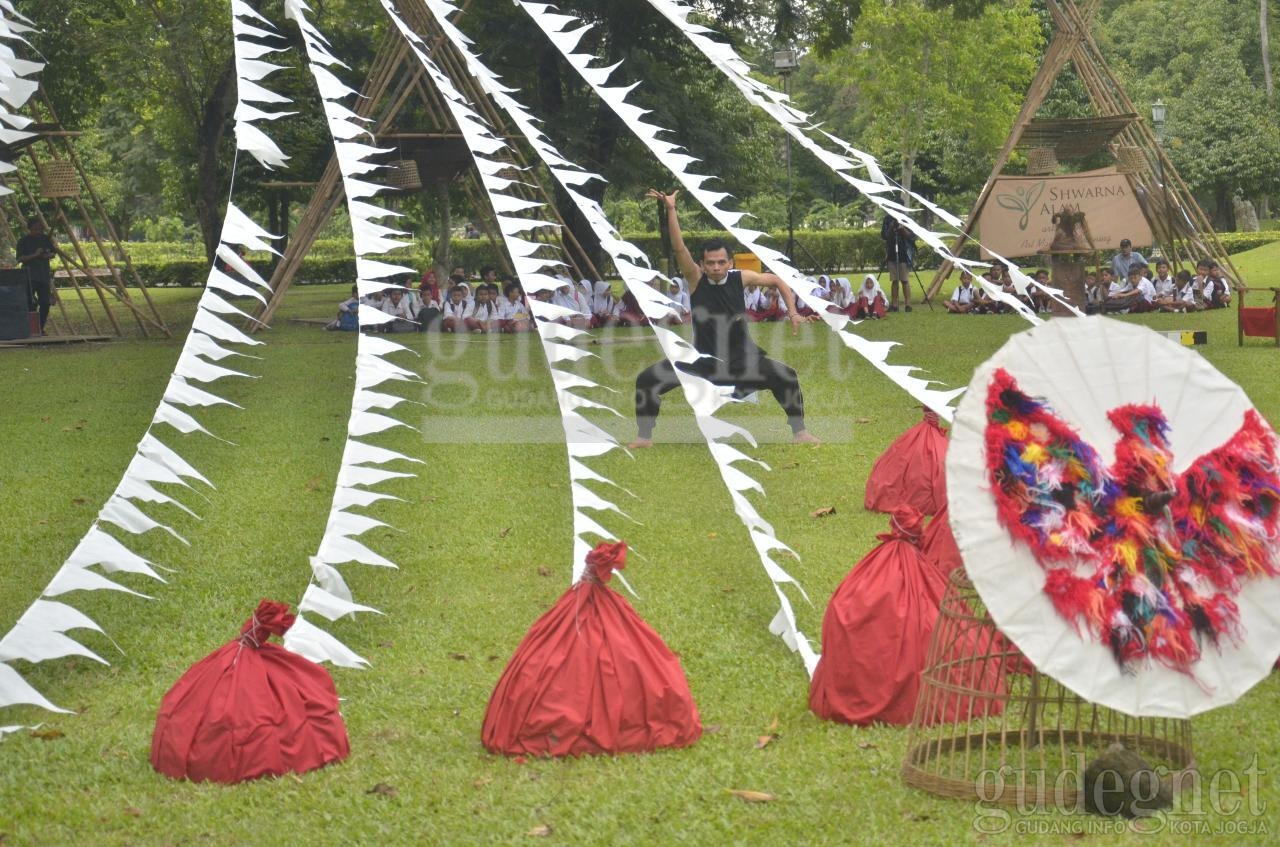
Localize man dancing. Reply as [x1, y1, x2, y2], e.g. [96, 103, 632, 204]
[632, 190, 819, 447]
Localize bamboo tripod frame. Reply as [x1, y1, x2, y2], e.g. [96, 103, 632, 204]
[253, 0, 602, 330]
[901, 569, 1195, 807]
[927, 0, 1239, 300]
[1, 97, 170, 339]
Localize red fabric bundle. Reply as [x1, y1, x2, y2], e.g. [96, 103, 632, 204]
[919, 504, 963, 576]
[481, 542, 701, 757]
[150, 600, 350, 784]
[810, 508, 948, 725]
[864, 409, 949, 515]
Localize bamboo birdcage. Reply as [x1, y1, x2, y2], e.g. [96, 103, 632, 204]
[901, 569, 1195, 807]
[386, 159, 422, 191]
[1025, 147, 1059, 176]
[38, 160, 80, 197]
[1113, 145, 1148, 175]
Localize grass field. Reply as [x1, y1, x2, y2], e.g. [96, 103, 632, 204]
[1, 262, 1279, 845]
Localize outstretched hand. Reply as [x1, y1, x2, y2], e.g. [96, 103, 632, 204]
[645, 188, 678, 209]
[789, 312, 803, 336]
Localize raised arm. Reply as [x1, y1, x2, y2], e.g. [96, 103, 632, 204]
[647, 189, 701, 288]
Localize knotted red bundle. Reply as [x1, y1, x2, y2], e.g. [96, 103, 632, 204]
[919, 504, 963, 576]
[864, 408, 949, 515]
[150, 600, 349, 783]
[810, 507, 948, 725]
[481, 541, 701, 757]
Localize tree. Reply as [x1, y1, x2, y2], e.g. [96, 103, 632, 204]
[813, 0, 1040, 205]
[1165, 58, 1280, 229]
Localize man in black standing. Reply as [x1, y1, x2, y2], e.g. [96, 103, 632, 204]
[880, 212, 916, 313]
[16, 218, 57, 333]
[631, 189, 819, 447]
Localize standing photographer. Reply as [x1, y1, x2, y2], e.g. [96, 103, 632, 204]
[880, 213, 916, 313]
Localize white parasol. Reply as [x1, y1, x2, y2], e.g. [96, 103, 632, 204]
[948, 316, 1280, 718]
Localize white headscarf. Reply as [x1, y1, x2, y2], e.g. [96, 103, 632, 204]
[591, 280, 616, 315]
[858, 274, 886, 302]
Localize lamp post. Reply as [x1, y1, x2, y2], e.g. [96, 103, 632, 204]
[1151, 100, 1173, 255]
[774, 48, 799, 262]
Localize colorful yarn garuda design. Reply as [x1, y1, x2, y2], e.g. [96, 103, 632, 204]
[985, 368, 1280, 677]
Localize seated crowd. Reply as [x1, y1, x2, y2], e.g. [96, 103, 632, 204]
[326, 241, 1235, 332]
[945, 238, 1233, 316]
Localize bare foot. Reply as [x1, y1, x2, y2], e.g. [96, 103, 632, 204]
[627, 437, 654, 449]
[792, 430, 821, 445]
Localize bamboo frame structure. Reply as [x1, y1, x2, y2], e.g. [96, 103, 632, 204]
[253, 0, 602, 329]
[901, 569, 1195, 807]
[927, 0, 1239, 300]
[0, 96, 170, 339]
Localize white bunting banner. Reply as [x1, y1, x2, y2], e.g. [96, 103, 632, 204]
[381, 0, 641, 586]
[0, 3, 41, 196]
[1, 5, 291, 720]
[642, 0, 1080, 320]
[515, 1, 966, 422]
[413, 0, 830, 671]
[280, 0, 424, 668]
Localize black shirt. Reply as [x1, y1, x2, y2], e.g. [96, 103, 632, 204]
[16, 233, 55, 283]
[688, 270, 764, 374]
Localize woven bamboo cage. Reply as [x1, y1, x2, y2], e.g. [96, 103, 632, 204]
[1025, 147, 1059, 176]
[386, 159, 422, 191]
[901, 569, 1195, 807]
[38, 160, 80, 198]
[1113, 145, 1148, 175]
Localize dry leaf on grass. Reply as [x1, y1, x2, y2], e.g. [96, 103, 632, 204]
[304, 476, 324, 491]
[448, 652, 469, 661]
[854, 417, 873, 424]
[536, 566, 552, 577]
[779, 462, 799, 470]
[857, 742, 878, 750]
[727, 789, 776, 803]
[367, 783, 398, 798]
[473, 777, 493, 789]
[754, 734, 776, 750]
[810, 506, 837, 518]
[122, 807, 142, 818]
[703, 723, 722, 734]
[526, 824, 553, 837]
[29, 728, 63, 741]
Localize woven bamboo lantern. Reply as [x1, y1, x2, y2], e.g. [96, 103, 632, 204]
[386, 159, 422, 191]
[901, 569, 1195, 807]
[38, 160, 80, 198]
[1025, 147, 1059, 176]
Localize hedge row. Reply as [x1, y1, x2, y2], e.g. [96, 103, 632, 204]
[118, 229, 1280, 287]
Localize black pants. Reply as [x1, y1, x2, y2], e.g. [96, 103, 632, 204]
[635, 356, 805, 439]
[29, 280, 51, 330]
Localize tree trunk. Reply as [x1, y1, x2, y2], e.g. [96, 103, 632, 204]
[194, 62, 238, 263]
[1264, 0, 1274, 101]
[434, 180, 452, 277]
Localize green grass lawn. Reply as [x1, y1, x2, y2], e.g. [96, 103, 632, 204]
[1, 276, 1278, 846]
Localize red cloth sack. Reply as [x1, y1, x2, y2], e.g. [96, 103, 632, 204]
[919, 504, 963, 576]
[809, 507, 948, 725]
[481, 542, 701, 757]
[864, 409, 949, 515]
[150, 600, 350, 783]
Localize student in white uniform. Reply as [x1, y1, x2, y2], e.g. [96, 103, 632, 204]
[441, 284, 474, 332]
[945, 270, 978, 314]
[591, 280, 620, 328]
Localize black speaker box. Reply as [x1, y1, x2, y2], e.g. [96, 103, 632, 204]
[0, 267, 32, 340]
